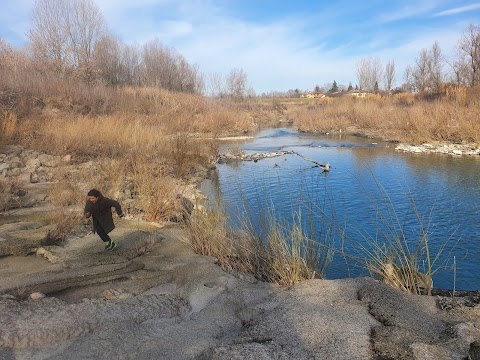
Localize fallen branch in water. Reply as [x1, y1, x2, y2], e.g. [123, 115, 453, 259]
[291, 151, 330, 172]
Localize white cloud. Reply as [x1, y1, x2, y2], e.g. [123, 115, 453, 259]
[376, 0, 440, 23]
[434, 3, 480, 17]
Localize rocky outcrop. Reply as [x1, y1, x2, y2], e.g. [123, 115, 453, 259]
[0, 145, 71, 183]
[0, 224, 479, 360]
[396, 142, 480, 156]
[218, 150, 294, 163]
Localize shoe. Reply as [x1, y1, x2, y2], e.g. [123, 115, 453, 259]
[104, 240, 112, 250]
[107, 242, 117, 251]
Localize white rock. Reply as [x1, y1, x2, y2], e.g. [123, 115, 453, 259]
[102, 289, 132, 300]
[30, 292, 46, 300]
[38, 154, 61, 167]
[19, 171, 32, 183]
[25, 158, 41, 170]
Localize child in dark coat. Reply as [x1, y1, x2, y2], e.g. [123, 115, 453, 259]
[84, 189, 125, 250]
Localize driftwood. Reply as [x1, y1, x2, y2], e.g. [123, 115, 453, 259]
[291, 151, 330, 172]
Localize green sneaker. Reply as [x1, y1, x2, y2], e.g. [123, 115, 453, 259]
[104, 240, 112, 250]
[107, 242, 117, 251]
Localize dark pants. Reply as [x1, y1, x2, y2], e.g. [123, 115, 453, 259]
[96, 224, 111, 243]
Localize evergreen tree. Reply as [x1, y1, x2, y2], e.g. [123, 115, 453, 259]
[347, 82, 353, 91]
[329, 80, 338, 93]
[374, 80, 379, 93]
[314, 84, 321, 93]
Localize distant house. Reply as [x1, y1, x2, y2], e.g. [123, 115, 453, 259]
[348, 91, 368, 98]
[301, 92, 325, 99]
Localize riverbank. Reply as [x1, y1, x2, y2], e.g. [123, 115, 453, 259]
[1, 208, 480, 359]
[1, 143, 480, 359]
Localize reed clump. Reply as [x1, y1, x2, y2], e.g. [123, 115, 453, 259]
[187, 207, 331, 286]
[44, 210, 83, 246]
[354, 180, 450, 295]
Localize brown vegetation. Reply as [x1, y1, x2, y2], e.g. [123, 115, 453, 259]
[286, 92, 480, 144]
[187, 208, 329, 286]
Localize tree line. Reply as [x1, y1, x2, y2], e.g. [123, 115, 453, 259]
[2, 0, 479, 99]
[356, 23, 480, 94]
[300, 23, 480, 97]
[1, 0, 252, 99]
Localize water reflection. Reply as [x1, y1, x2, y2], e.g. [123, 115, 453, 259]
[203, 129, 480, 291]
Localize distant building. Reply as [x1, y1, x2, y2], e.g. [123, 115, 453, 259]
[301, 92, 326, 98]
[348, 90, 368, 98]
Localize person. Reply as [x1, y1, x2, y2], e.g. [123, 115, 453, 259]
[84, 189, 125, 251]
[175, 193, 194, 224]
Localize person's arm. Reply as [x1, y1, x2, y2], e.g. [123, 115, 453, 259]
[107, 198, 125, 217]
[84, 202, 91, 218]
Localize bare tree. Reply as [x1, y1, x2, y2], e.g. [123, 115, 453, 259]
[411, 42, 444, 94]
[93, 34, 122, 85]
[29, 0, 105, 79]
[427, 41, 443, 93]
[447, 46, 470, 86]
[226, 68, 248, 99]
[139, 39, 202, 93]
[403, 65, 415, 92]
[206, 72, 225, 97]
[356, 57, 383, 91]
[68, 0, 106, 67]
[384, 60, 396, 93]
[121, 44, 141, 86]
[458, 23, 480, 87]
[29, 0, 71, 75]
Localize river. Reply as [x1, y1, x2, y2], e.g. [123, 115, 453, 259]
[201, 128, 480, 291]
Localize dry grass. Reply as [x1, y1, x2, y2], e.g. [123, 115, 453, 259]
[263, 217, 324, 286]
[0, 178, 22, 212]
[0, 111, 17, 143]
[44, 209, 83, 246]
[187, 206, 332, 286]
[287, 92, 480, 144]
[355, 179, 451, 295]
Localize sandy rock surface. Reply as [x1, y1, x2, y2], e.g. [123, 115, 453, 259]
[0, 215, 479, 360]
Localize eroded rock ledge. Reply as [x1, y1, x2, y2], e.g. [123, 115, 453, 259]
[395, 142, 480, 156]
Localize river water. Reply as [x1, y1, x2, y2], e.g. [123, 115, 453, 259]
[201, 128, 480, 291]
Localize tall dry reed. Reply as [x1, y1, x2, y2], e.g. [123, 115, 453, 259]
[287, 93, 480, 144]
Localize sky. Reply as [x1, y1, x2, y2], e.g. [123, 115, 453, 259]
[1, 0, 479, 93]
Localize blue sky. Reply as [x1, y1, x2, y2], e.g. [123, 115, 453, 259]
[1, 0, 479, 93]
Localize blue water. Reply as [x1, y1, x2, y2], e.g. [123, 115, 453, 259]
[202, 128, 480, 291]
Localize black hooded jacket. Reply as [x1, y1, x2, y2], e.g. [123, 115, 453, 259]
[84, 194, 123, 234]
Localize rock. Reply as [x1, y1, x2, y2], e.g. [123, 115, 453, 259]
[19, 171, 32, 183]
[0, 294, 17, 300]
[25, 158, 41, 170]
[469, 340, 480, 360]
[102, 289, 133, 300]
[8, 168, 23, 176]
[30, 292, 46, 300]
[0, 163, 9, 172]
[30, 172, 40, 183]
[38, 154, 61, 167]
[62, 154, 72, 163]
[9, 161, 24, 169]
